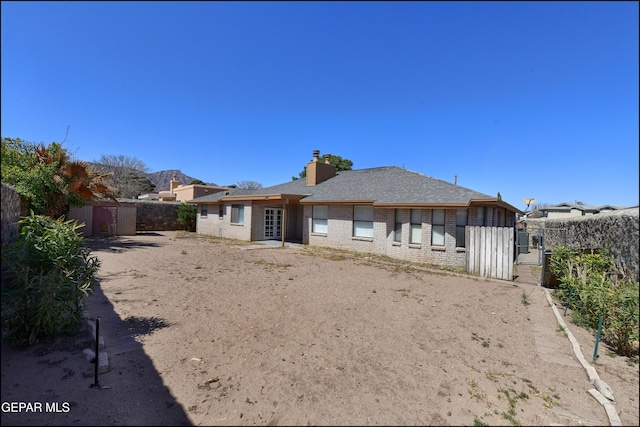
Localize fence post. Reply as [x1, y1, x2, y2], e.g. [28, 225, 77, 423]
[564, 289, 573, 316]
[90, 317, 100, 388]
[593, 316, 604, 361]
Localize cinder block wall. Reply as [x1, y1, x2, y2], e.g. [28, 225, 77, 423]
[68, 205, 94, 237]
[527, 207, 639, 283]
[117, 206, 137, 235]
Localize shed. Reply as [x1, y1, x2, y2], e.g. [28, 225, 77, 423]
[68, 201, 137, 237]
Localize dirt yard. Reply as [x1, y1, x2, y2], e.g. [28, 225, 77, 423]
[1, 231, 638, 426]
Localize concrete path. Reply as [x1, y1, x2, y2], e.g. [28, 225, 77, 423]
[514, 258, 621, 426]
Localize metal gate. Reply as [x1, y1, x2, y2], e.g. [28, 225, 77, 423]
[516, 227, 566, 266]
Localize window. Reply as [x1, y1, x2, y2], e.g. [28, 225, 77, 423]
[394, 209, 402, 242]
[219, 204, 224, 219]
[312, 205, 328, 233]
[231, 204, 244, 224]
[410, 209, 422, 244]
[353, 205, 374, 238]
[477, 207, 485, 226]
[456, 208, 467, 247]
[432, 209, 445, 246]
[201, 206, 208, 217]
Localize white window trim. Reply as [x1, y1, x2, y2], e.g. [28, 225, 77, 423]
[312, 205, 328, 234]
[353, 205, 374, 239]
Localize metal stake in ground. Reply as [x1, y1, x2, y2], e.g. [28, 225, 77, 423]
[90, 317, 100, 388]
[593, 316, 604, 362]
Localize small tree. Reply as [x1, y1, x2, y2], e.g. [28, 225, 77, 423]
[93, 154, 153, 198]
[177, 203, 197, 231]
[236, 180, 263, 190]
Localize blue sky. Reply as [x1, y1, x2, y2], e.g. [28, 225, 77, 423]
[2, 1, 638, 208]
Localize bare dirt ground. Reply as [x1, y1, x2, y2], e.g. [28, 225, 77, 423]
[2, 231, 638, 426]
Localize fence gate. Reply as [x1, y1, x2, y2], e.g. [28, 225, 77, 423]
[466, 226, 514, 281]
[516, 227, 543, 266]
[516, 226, 567, 267]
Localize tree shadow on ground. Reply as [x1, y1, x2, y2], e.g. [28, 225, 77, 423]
[85, 235, 165, 253]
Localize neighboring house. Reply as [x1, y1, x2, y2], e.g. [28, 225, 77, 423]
[541, 202, 627, 219]
[138, 175, 229, 202]
[189, 151, 521, 270]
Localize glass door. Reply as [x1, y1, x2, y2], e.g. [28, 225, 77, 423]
[264, 209, 282, 238]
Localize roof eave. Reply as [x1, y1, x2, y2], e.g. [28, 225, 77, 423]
[373, 202, 470, 208]
[300, 199, 376, 205]
[193, 193, 308, 203]
[469, 198, 523, 214]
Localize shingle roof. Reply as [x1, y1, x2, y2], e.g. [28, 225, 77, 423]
[550, 202, 628, 211]
[297, 167, 492, 205]
[189, 187, 256, 203]
[190, 166, 495, 206]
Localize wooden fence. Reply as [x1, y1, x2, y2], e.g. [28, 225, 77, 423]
[466, 226, 514, 281]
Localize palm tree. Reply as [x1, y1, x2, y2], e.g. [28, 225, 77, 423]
[33, 142, 118, 218]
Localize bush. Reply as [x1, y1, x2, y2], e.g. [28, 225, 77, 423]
[1, 213, 100, 346]
[551, 245, 639, 357]
[177, 203, 197, 231]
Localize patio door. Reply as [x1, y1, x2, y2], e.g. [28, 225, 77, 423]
[264, 208, 282, 239]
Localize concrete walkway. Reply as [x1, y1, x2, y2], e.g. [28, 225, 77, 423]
[513, 252, 621, 426]
[515, 249, 543, 285]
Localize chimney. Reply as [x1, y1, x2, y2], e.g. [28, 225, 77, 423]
[170, 175, 180, 193]
[454, 175, 457, 185]
[306, 150, 336, 186]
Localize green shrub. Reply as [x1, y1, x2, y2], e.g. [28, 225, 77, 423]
[550, 246, 575, 282]
[551, 245, 639, 357]
[606, 280, 640, 356]
[1, 213, 100, 346]
[177, 203, 197, 231]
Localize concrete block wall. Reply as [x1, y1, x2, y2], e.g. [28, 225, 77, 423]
[1, 183, 21, 247]
[68, 205, 94, 237]
[526, 207, 639, 283]
[116, 206, 137, 235]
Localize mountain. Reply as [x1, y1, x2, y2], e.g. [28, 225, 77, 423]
[146, 170, 217, 192]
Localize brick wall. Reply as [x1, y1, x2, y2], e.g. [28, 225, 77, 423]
[305, 205, 473, 270]
[196, 202, 252, 241]
[194, 199, 518, 272]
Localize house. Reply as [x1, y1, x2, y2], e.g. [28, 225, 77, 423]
[189, 150, 521, 270]
[138, 175, 230, 202]
[540, 202, 627, 219]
